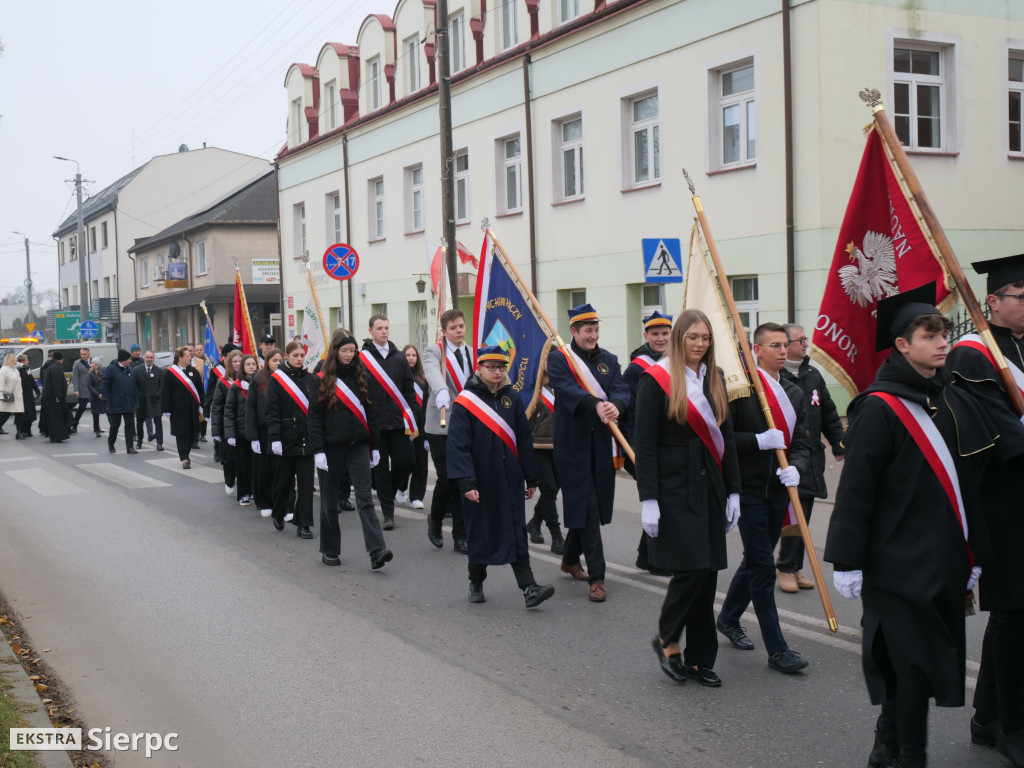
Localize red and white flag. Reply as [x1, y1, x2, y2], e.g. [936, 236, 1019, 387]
[813, 128, 955, 396]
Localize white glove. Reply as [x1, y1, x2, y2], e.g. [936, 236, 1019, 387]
[756, 429, 786, 451]
[271, 441, 282, 456]
[435, 389, 451, 410]
[641, 499, 660, 538]
[251, 440, 261, 454]
[409, 432, 416, 441]
[967, 565, 982, 591]
[776, 465, 800, 487]
[314, 452, 329, 471]
[213, 435, 221, 442]
[370, 450, 380, 468]
[227, 437, 236, 447]
[199, 407, 203, 416]
[833, 569, 863, 600]
[424, 440, 430, 452]
[726, 493, 741, 532]
[163, 413, 171, 419]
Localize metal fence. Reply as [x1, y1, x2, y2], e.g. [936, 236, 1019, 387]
[948, 302, 990, 343]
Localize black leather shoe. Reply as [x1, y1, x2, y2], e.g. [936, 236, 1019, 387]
[428, 519, 444, 548]
[550, 533, 565, 556]
[127, 447, 138, 454]
[971, 715, 996, 747]
[339, 498, 355, 511]
[681, 664, 722, 687]
[651, 637, 686, 684]
[527, 519, 544, 544]
[147, 434, 155, 442]
[768, 649, 809, 673]
[716, 619, 754, 650]
[382, 516, 395, 530]
[371, 548, 393, 570]
[868, 732, 900, 768]
[322, 554, 341, 566]
[468, 581, 485, 603]
[108, 445, 116, 454]
[998, 728, 1024, 768]
[297, 526, 313, 539]
[156, 444, 164, 451]
[181, 460, 191, 469]
[273, 518, 285, 531]
[135, 441, 142, 450]
[524, 583, 554, 608]
[453, 538, 469, 554]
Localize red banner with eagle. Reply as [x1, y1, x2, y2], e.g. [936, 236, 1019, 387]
[812, 127, 955, 396]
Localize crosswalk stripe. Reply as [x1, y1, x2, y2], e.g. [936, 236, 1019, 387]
[5, 468, 85, 496]
[77, 462, 171, 489]
[146, 458, 222, 484]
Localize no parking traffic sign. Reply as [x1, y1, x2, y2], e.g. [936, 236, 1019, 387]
[323, 243, 359, 281]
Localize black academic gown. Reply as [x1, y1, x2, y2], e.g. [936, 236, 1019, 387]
[824, 352, 996, 707]
[447, 374, 538, 565]
[547, 341, 630, 528]
[948, 324, 1024, 610]
[161, 365, 203, 441]
[40, 360, 69, 442]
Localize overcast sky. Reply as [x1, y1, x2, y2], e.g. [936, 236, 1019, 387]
[0, 0, 378, 303]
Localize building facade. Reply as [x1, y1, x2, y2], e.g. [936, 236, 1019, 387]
[54, 147, 270, 347]
[275, 0, 1024, 405]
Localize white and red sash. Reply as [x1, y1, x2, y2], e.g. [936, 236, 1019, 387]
[454, 390, 518, 460]
[541, 386, 555, 414]
[413, 381, 424, 409]
[211, 363, 228, 387]
[360, 350, 418, 436]
[954, 333, 1024, 398]
[334, 378, 369, 434]
[630, 354, 656, 374]
[272, 369, 309, 415]
[441, 342, 469, 392]
[169, 365, 201, 405]
[758, 368, 799, 526]
[870, 392, 972, 564]
[233, 379, 250, 399]
[647, 359, 725, 470]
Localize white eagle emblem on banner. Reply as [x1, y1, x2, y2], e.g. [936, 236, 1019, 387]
[838, 231, 898, 307]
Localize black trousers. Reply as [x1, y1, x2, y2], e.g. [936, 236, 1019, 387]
[529, 449, 562, 535]
[136, 413, 162, 445]
[273, 454, 314, 528]
[252, 429, 274, 509]
[776, 494, 814, 572]
[426, 433, 465, 539]
[72, 397, 88, 427]
[107, 412, 136, 450]
[372, 429, 413, 516]
[658, 569, 719, 669]
[974, 609, 1024, 736]
[234, 442, 252, 499]
[222, 443, 237, 488]
[469, 558, 535, 590]
[175, 434, 192, 462]
[562, 481, 605, 584]
[397, 432, 428, 501]
[320, 446, 385, 558]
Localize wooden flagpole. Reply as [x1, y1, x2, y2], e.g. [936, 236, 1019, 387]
[683, 170, 837, 633]
[484, 224, 635, 464]
[862, 88, 1024, 416]
[234, 263, 259, 357]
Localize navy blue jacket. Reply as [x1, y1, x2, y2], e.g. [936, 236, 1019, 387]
[100, 361, 139, 415]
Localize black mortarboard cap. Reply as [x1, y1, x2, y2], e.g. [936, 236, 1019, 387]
[875, 282, 940, 352]
[971, 253, 1024, 295]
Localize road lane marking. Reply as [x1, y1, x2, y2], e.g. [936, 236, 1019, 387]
[0, 457, 34, 464]
[146, 458, 223, 483]
[77, 462, 171, 489]
[51, 452, 99, 457]
[5, 469, 85, 496]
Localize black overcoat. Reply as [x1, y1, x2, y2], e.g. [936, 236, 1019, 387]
[447, 375, 538, 565]
[780, 357, 845, 498]
[634, 367, 741, 572]
[161, 365, 203, 440]
[360, 341, 416, 431]
[40, 360, 68, 442]
[18, 366, 39, 424]
[547, 341, 630, 528]
[266, 362, 318, 456]
[245, 379, 270, 444]
[224, 379, 251, 442]
[308, 363, 379, 451]
[134, 364, 164, 420]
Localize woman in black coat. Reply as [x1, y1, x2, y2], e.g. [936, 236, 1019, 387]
[634, 309, 741, 687]
[161, 346, 204, 468]
[309, 334, 392, 569]
[225, 354, 257, 505]
[40, 352, 70, 443]
[15, 354, 40, 437]
[246, 348, 282, 517]
[266, 341, 319, 538]
[87, 362, 107, 437]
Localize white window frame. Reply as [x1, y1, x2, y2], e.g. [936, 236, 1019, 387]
[558, 0, 580, 25]
[101, 221, 108, 249]
[140, 257, 149, 289]
[292, 98, 303, 144]
[454, 150, 470, 224]
[369, 177, 386, 240]
[622, 89, 660, 188]
[1010, 47, 1024, 156]
[554, 114, 584, 202]
[90, 226, 97, 253]
[496, 134, 523, 214]
[196, 241, 208, 276]
[730, 275, 759, 339]
[707, 58, 756, 171]
[499, 0, 518, 52]
[569, 288, 586, 307]
[369, 57, 382, 111]
[405, 164, 425, 233]
[327, 192, 342, 243]
[450, 11, 466, 72]
[325, 79, 337, 130]
[888, 31, 960, 154]
[293, 203, 307, 258]
[405, 36, 420, 95]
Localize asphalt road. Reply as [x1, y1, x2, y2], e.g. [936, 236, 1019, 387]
[0, 425, 1003, 768]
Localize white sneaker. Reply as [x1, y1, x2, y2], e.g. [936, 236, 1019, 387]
[395, 490, 408, 504]
[238, 496, 252, 506]
[260, 508, 272, 518]
[410, 499, 424, 509]
[284, 512, 294, 522]
[225, 484, 235, 496]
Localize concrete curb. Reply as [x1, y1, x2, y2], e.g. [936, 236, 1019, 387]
[0, 635, 75, 768]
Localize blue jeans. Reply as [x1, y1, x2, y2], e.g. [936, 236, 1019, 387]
[719, 495, 788, 655]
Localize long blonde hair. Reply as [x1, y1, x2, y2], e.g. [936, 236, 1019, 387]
[223, 350, 243, 382]
[667, 309, 728, 426]
[2, 353, 15, 367]
[525, 338, 556, 421]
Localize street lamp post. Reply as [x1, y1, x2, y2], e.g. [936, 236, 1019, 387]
[54, 156, 89, 320]
[10, 231, 34, 323]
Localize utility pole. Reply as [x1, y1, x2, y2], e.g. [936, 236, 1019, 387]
[436, 0, 458, 305]
[11, 231, 33, 321]
[54, 156, 90, 320]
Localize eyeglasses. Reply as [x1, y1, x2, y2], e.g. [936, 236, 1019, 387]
[995, 292, 1024, 306]
[481, 363, 506, 371]
[760, 342, 788, 350]
[684, 334, 713, 344]
[788, 337, 809, 345]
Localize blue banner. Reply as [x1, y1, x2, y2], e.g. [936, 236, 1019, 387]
[203, 322, 218, 390]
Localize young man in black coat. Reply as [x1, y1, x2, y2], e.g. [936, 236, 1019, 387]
[716, 322, 811, 674]
[100, 350, 139, 454]
[134, 350, 164, 450]
[826, 284, 999, 768]
[359, 314, 416, 531]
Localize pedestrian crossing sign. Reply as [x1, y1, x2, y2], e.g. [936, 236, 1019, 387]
[642, 238, 683, 283]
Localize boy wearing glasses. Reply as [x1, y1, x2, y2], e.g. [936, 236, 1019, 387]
[948, 254, 1024, 765]
[775, 323, 845, 594]
[716, 322, 812, 674]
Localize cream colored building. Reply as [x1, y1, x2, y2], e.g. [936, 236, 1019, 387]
[54, 147, 270, 346]
[276, 0, 1024, 404]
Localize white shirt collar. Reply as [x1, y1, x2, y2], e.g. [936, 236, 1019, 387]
[374, 342, 389, 357]
[685, 362, 707, 386]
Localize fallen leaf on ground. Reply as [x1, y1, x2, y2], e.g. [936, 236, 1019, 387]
[35, 683, 49, 691]
[10, 642, 22, 655]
